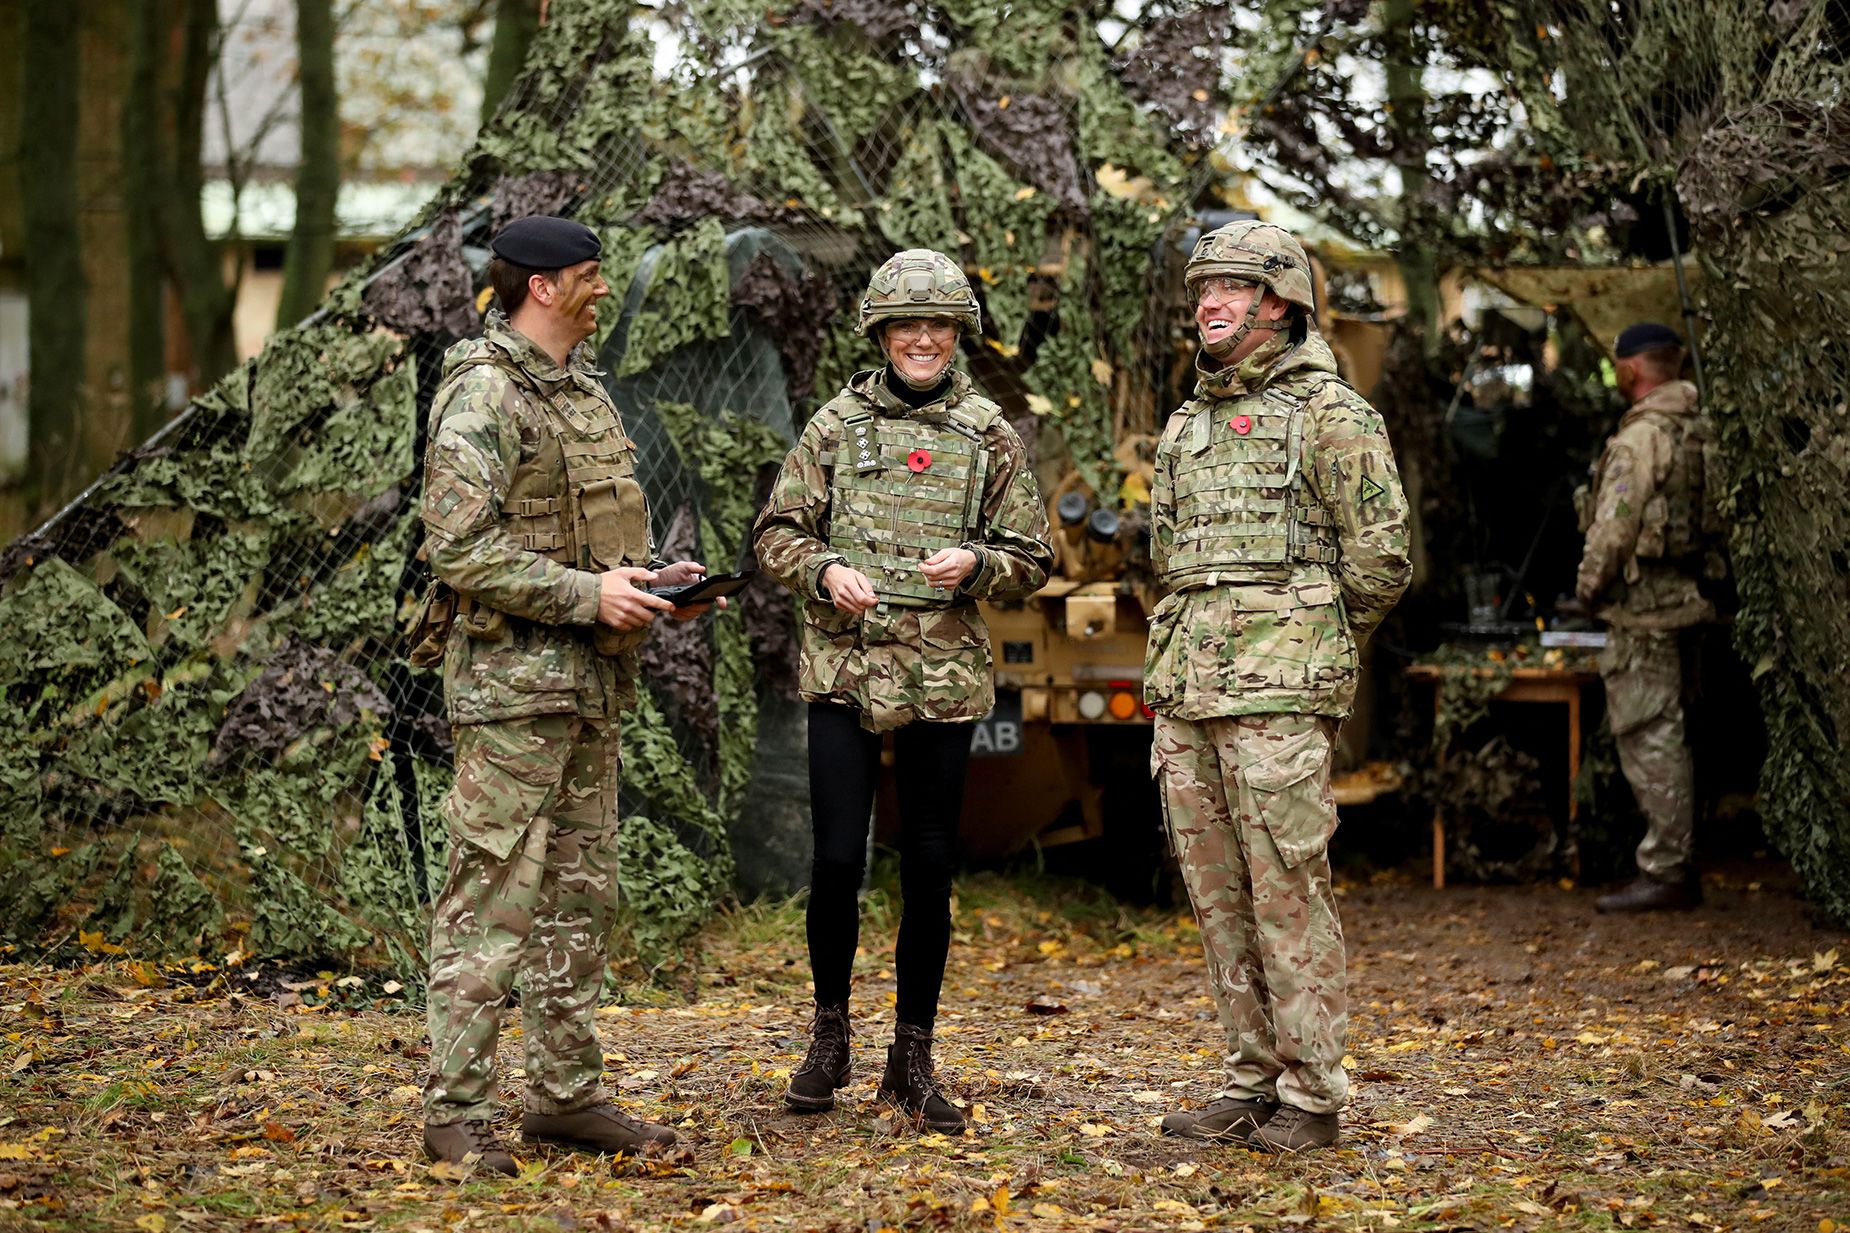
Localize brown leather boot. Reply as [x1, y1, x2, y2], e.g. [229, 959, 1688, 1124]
[1248, 1105, 1340, 1153]
[785, 1002, 852, 1112]
[878, 1023, 965, 1133]
[521, 1102, 677, 1154]
[1160, 1096, 1278, 1141]
[423, 1119, 518, 1175]
[1596, 873, 1700, 913]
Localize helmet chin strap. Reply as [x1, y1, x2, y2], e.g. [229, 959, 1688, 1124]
[1199, 290, 1266, 361]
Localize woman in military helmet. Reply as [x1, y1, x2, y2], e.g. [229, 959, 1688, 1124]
[752, 249, 1054, 1132]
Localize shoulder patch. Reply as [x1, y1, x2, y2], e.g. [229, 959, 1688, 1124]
[1359, 475, 1388, 504]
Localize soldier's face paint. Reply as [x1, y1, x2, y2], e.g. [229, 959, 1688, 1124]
[882, 318, 957, 386]
[549, 260, 609, 345]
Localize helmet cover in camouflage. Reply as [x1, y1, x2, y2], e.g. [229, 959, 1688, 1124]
[1185, 220, 1317, 314]
[858, 249, 982, 338]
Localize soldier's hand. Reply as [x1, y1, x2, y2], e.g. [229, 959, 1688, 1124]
[653, 560, 707, 588]
[821, 563, 878, 614]
[598, 567, 673, 630]
[920, 547, 977, 591]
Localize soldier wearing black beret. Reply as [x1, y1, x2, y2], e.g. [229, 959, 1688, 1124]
[415, 215, 713, 1170]
[1576, 322, 1725, 913]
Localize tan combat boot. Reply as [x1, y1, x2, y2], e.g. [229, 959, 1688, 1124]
[1160, 1096, 1279, 1141]
[423, 1119, 519, 1175]
[1247, 1105, 1340, 1153]
[521, 1103, 677, 1154]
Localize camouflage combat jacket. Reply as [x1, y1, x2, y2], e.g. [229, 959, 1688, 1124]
[420, 312, 650, 725]
[1575, 380, 1716, 630]
[1146, 332, 1411, 720]
[752, 367, 1054, 732]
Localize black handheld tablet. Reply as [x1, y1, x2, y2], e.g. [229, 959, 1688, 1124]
[648, 570, 756, 608]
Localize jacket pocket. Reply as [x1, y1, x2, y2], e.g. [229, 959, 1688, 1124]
[800, 602, 862, 694]
[1236, 716, 1336, 867]
[1142, 592, 1184, 709]
[446, 719, 570, 860]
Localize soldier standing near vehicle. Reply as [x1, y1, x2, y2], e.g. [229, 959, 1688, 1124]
[752, 249, 1053, 1133]
[1146, 220, 1411, 1152]
[1579, 323, 1718, 913]
[415, 215, 715, 1173]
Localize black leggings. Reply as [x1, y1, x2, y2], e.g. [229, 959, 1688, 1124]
[806, 701, 971, 1030]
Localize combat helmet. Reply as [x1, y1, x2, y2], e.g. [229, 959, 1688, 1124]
[858, 249, 982, 338]
[1185, 220, 1317, 313]
[1185, 220, 1316, 359]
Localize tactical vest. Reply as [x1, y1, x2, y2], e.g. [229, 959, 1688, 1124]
[1626, 408, 1717, 563]
[407, 355, 650, 665]
[1162, 377, 1339, 590]
[827, 403, 992, 607]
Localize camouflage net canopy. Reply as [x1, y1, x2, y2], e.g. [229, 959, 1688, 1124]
[0, 0, 1241, 974]
[1470, 0, 1850, 922]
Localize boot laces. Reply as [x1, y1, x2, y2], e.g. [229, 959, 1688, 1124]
[458, 1120, 504, 1151]
[1268, 1106, 1310, 1133]
[796, 1006, 850, 1077]
[904, 1034, 939, 1095]
[590, 1103, 648, 1133]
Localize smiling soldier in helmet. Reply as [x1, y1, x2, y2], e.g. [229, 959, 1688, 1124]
[752, 249, 1053, 1133]
[1146, 220, 1411, 1152]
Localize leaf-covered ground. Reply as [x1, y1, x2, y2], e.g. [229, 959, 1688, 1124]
[3, 862, 1847, 1231]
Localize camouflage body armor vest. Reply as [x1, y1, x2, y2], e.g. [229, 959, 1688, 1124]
[409, 356, 651, 666]
[1163, 374, 1339, 591]
[1620, 408, 1716, 564]
[828, 404, 993, 607]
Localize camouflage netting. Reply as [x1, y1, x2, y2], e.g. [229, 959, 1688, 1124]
[1468, 0, 1850, 923]
[0, 0, 1239, 973]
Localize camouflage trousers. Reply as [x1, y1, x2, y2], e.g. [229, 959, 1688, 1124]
[1152, 712, 1348, 1114]
[1600, 626, 1695, 880]
[424, 714, 623, 1125]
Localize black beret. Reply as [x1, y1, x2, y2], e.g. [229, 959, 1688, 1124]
[1615, 322, 1683, 358]
[490, 216, 601, 268]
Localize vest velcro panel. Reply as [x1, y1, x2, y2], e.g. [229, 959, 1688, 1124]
[829, 411, 986, 607]
[1164, 389, 1337, 586]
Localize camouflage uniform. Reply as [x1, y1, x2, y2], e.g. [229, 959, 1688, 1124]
[419, 311, 652, 1126]
[1576, 379, 1714, 882]
[753, 365, 1054, 730]
[1147, 224, 1411, 1119]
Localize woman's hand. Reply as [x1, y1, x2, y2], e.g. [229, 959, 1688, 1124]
[653, 560, 706, 588]
[822, 563, 879, 614]
[920, 547, 977, 592]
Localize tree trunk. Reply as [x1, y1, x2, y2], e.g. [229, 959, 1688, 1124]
[277, 0, 339, 331]
[143, 0, 240, 389]
[1383, 0, 1439, 355]
[122, 0, 170, 442]
[21, 3, 86, 511]
[481, 0, 543, 125]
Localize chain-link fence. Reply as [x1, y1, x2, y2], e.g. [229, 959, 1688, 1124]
[0, 0, 1250, 975]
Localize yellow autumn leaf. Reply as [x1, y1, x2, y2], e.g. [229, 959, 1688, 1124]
[0, 1143, 39, 1161]
[1012, 185, 1037, 201]
[1024, 394, 1054, 416]
[135, 1217, 166, 1232]
[1090, 357, 1113, 386]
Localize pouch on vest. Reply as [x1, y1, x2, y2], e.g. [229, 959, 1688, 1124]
[460, 602, 509, 642]
[404, 581, 457, 669]
[578, 476, 648, 571]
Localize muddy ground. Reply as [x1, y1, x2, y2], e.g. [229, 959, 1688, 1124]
[2, 859, 1846, 1231]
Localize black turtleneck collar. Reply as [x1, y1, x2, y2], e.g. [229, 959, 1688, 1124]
[883, 364, 953, 409]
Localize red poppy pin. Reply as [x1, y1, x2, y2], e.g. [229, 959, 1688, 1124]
[1231, 415, 1252, 435]
[907, 448, 933, 472]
